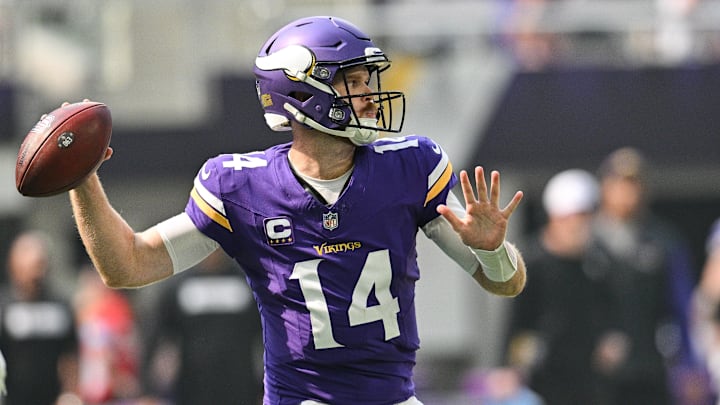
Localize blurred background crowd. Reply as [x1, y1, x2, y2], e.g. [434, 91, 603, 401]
[1, 0, 720, 404]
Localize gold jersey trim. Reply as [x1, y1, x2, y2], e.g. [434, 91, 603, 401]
[190, 187, 233, 232]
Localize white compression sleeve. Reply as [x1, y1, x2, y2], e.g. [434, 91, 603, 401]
[422, 194, 481, 275]
[470, 241, 519, 282]
[154, 213, 219, 274]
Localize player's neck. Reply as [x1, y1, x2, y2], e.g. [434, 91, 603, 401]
[289, 128, 355, 180]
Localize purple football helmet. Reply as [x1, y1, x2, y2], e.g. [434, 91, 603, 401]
[254, 16, 405, 145]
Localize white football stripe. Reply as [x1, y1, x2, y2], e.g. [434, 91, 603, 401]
[427, 147, 450, 190]
[194, 176, 226, 215]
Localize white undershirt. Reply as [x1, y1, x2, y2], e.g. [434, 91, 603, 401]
[293, 166, 353, 205]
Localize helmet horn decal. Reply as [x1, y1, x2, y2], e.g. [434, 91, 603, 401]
[255, 45, 314, 79]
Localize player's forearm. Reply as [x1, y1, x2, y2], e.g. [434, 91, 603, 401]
[69, 174, 173, 288]
[473, 255, 526, 297]
[423, 197, 526, 296]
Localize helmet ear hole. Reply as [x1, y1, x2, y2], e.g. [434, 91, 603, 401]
[289, 91, 313, 102]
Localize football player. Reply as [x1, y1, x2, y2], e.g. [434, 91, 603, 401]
[68, 16, 526, 405]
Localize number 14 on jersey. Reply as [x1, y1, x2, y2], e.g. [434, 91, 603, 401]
[290, 249, 400, 350]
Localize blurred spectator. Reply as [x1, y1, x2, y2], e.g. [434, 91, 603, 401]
[507, 169, 609, 405]
[655, 0, 698, 64]
[0, 231, 79, 405]
[143, 249, 263, 405]
[462, 367, 544, 405]
[588, 147, 701, 405]
[73, 265, 141, 404]
[689, 218, 720, 404]
[497, 0, 565, 71]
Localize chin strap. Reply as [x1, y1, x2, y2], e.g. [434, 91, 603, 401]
[284, 103, 379, 146]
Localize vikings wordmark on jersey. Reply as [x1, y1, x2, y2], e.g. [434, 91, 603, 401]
[185, 135, 456, 404]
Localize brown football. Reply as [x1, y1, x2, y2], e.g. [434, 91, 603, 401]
[15, 101, 112, 197]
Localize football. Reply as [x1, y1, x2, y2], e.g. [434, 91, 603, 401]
[15, 101, 112, 197]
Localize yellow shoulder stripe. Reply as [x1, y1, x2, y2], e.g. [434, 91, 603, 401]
[190, 187, 233, 232]
[424, 161, 453, 206]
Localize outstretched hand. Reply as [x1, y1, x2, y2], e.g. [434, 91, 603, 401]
[437, 167, 523, 251]
[56, 99, 114, 164]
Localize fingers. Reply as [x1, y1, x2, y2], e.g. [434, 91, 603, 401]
[468, 166, 524, 215]
[460, 167, 494, 205]
[469, 166, 496, 206]
[61, 99, 91, 108]
[458, 170, 476, 206]
[474, 167, 488, 203]
[503, 190, 524, 217]
[489, 169, 500, 207]
[436, 204, 463, 230]
[44, 99, 92, 119]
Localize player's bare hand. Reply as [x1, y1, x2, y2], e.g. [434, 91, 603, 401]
[61, 99, 114, 162]
[60, 98, 90, 107]
[437, 167, 523, 251]
[60, 99, 113, 168]
[102, 147, 114, 162]
[42, 99, 92, 120]
[75, 145, 113, 190]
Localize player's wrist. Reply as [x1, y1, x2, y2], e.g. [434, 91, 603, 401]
[470, 240, 518, 282]
[69, 173, 100, 197]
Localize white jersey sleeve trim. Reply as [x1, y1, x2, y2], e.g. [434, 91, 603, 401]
[155, 212, 219, 274]
[421, 193, 480, 275]
[427, 145, 450, 190]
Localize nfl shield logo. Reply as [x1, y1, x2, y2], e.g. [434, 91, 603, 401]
[323, 212, 339, 231]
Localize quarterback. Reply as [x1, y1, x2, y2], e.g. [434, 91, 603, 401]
[69, 16, 526, 405]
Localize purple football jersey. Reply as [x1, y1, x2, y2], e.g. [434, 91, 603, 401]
[185, 135, 457, 405]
